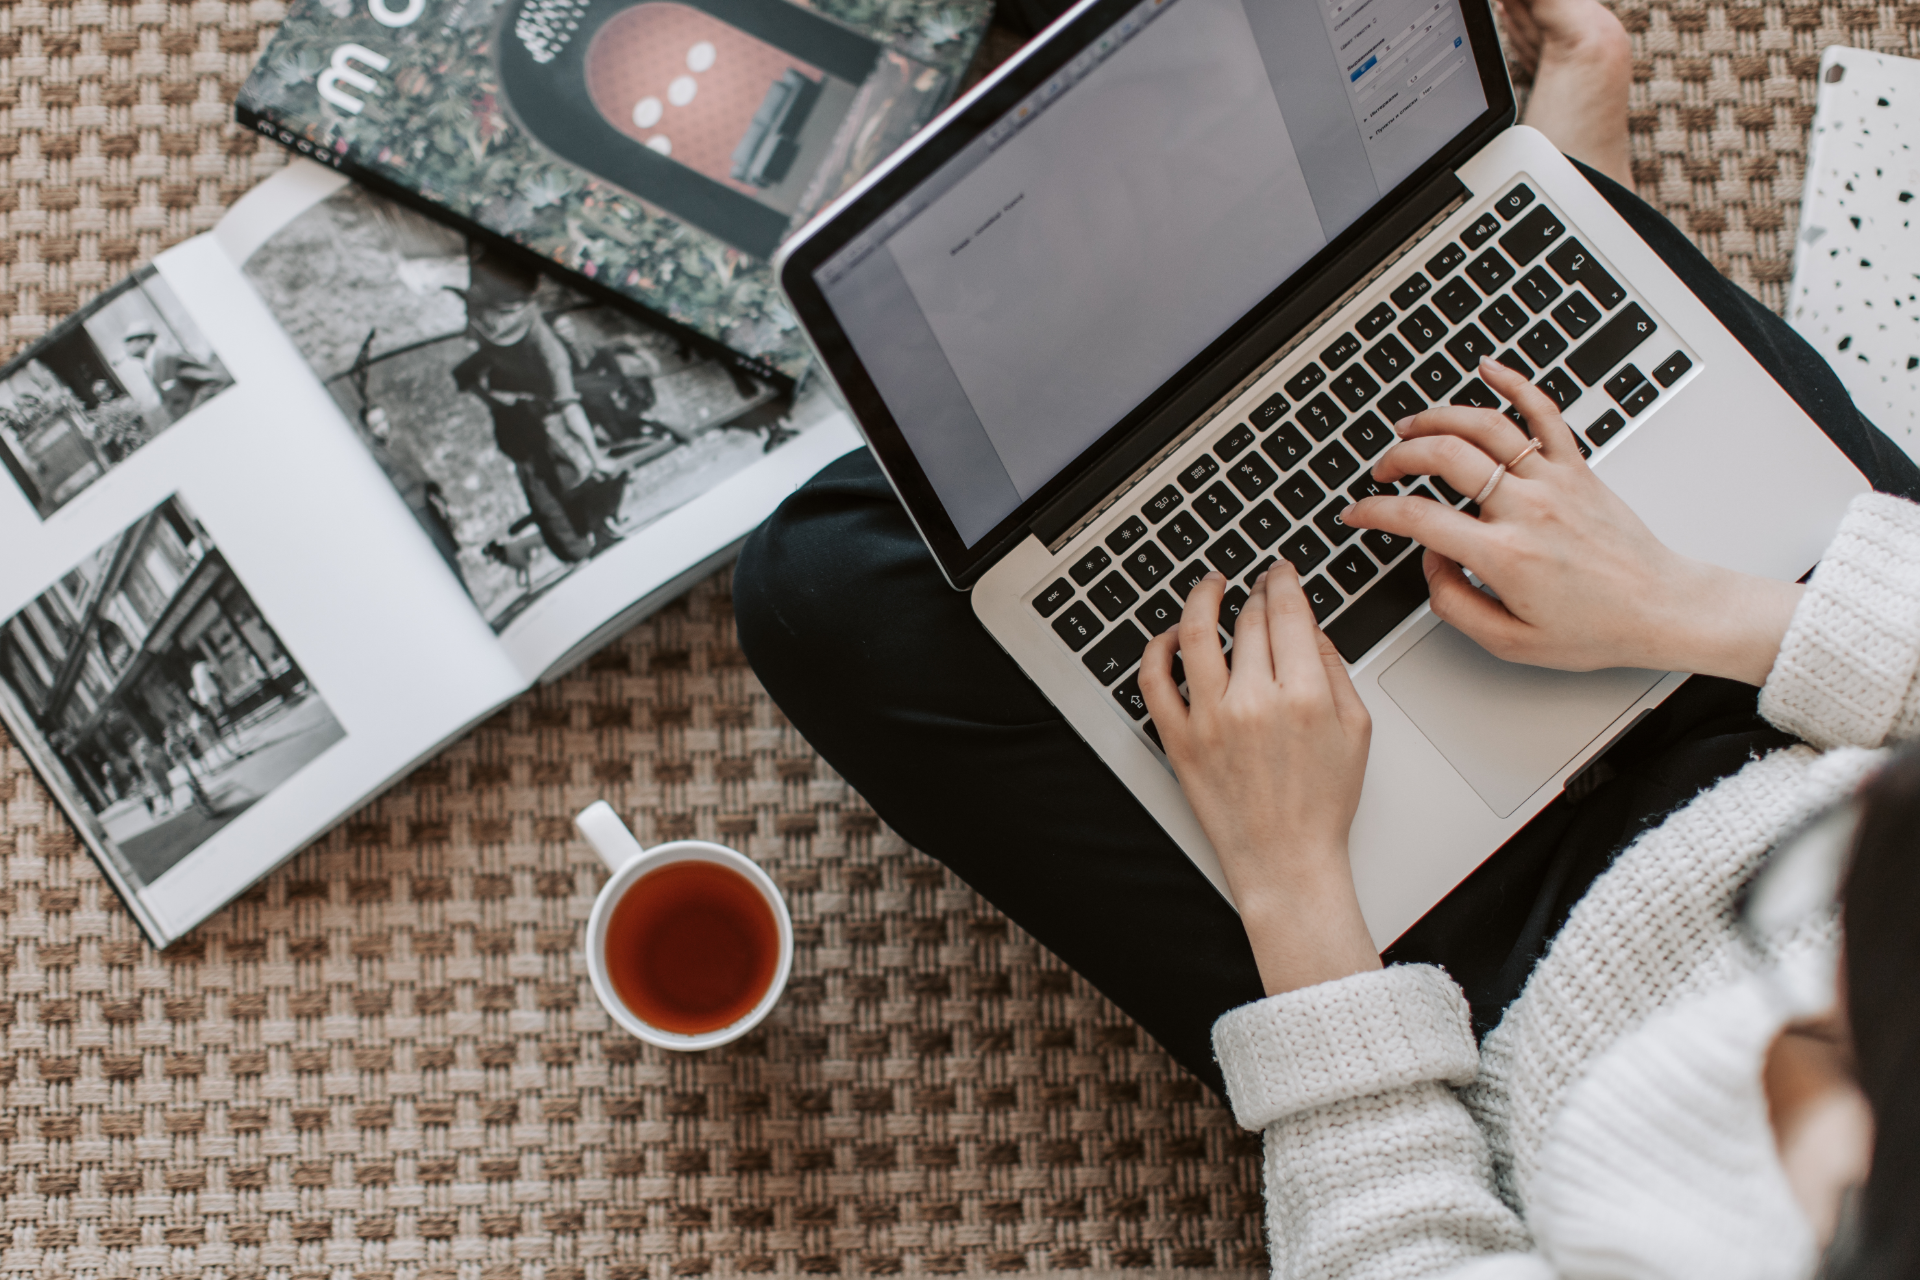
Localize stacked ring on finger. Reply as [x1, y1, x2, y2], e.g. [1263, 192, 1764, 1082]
[1472, 437, 1545, 506]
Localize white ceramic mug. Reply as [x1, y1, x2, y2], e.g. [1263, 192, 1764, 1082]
[575, 801, 794, 1051]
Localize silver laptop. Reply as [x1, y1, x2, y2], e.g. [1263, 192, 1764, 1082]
[772, 0, 1869, 946]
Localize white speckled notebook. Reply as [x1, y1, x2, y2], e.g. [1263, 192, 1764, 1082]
[1791, 46, 1920, 458]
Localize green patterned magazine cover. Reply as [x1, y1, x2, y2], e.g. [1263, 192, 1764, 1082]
[235, 0, 992, 377]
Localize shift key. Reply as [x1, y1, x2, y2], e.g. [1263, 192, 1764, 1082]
[1566, 304, 1656, 387]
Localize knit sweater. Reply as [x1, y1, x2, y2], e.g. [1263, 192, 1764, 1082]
[1211, 492, 1920, 1280]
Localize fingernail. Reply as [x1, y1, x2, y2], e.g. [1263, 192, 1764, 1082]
[1340, 503, 1357, 522]
[1204, 571, 1223, 582]
[1392, 416, 1415, 436]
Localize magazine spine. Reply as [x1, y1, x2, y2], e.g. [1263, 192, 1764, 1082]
[232, 100, 795, 394]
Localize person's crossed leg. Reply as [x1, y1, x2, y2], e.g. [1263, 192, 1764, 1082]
[733, 11, 1920, 1095]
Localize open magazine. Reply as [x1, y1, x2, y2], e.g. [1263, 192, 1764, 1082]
[0, 160, 858, 947]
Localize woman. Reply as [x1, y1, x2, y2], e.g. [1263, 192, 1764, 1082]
[732, 0, 1920, 1271]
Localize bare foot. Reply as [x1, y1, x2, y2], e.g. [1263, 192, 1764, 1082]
[1497, 0, 1633, 187]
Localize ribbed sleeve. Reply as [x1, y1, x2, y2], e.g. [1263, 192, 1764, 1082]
[1212, 964, 1479, 1131]
[1760, 492, 1920, 749]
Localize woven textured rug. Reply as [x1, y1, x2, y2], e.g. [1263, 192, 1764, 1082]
[1, 2, 1915, 1279]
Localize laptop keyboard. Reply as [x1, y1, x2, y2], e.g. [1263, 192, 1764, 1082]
[1027, 179, 1699, 757]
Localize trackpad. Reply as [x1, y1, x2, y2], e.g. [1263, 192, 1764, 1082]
[1379, 624, 1666, 818]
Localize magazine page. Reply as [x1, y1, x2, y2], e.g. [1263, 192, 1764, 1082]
[0, 224, 526, 946]
[234, 0, 991, 377]
[227, 161, 860, 678]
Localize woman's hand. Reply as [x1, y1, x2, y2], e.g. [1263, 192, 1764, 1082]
[1138, 566, 1381, 996]
[1343, 358, 1802, 684]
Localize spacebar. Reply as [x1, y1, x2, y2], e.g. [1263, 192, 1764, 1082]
[1325, 556, 1430, 663]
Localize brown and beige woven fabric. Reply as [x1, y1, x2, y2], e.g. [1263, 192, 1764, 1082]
[2, 1, 1918, 1277]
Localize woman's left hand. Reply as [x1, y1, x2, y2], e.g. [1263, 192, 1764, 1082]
[1138, 565, 1382, 996]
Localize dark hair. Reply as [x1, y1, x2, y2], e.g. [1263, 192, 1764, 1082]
[1839, 741, 1920, 1279]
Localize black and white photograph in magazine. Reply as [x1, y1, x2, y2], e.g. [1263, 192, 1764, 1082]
[241, 184, 795, 632]
[0, 497, 346, 888]
[0, 267, 235, 518]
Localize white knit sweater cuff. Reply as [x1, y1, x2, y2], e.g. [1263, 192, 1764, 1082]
[1210, 964, 1478, 1132]
[1759, 492, 1920, 750]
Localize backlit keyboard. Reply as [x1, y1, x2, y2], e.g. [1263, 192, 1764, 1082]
[1028, 179, 1699, 757]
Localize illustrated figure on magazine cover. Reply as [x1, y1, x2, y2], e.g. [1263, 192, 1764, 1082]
[449, 254, 630, 563]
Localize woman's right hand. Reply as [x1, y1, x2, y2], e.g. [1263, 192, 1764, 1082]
[1342, 358, 1802, 685]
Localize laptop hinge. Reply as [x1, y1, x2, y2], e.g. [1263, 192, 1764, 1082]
[1032, 168, 1470, 551]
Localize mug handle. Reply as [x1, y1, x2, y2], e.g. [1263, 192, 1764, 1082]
[574, 800, 646, 873]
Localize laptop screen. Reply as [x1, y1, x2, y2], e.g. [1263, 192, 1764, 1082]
[809, 0, 1491, 548]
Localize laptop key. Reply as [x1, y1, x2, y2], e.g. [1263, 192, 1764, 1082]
[1652, 350, 1692, 386]
[1052, 601, 1102, 651]
[1466, 247, 1516, 294]
[1450, 378, 1499, 409]
[1330, 365, 1381, 410]
[1536, 367, 1582, 410]
[1364, 334, 1417, 381]
[1444, 322, 1496, 369]
[1343, 411, 1393, 459]
[1298, 394, 1347, 440]
[1083, 622, 1148, 685]
[1518, 321, 1570, 368]
[1308, 442, 1361, 488]
[1434, 278, 1480, 324]
[1280, 527, 1332, 573]
[1195, 481, 1245, 528]
[1240, 499, 1289, 548]
[1251, 391, 1289, 429]
[1495, 348, 1532, 377]
[1214, 423, 1256, 460]
[1357, 301, 1397, 339]
[1285, 363, 1327, 399]
[1461, 211, 1502, 249]
[1113, 672, 1149, 719]
[1567, 303, 1656, 386]
[1158, 512, 1209, 559]
[1604, 364, 1647, 403]
[1302, 575, 1342, 622]
[1398, 305, 1447, 353]
[1313, 497, 1360, 545]
[1142, 484, 1183, 523]
[1177, 454, 1220, 492]
[1586, 409, 1628, 447]
[1133, 591, 1181, 637]
[1106, 515, 1150, 555]
[1431, 476, 1469, 506]
[1321, 332, 1362, 369]
[1495, 183, 1535, 220]
[1479, 295, 1529, 342]
[1277, 472, 1327, 519]
[1089, 571, 1140, 620]
[1551, 290, 1602, 339]
[1329, 546, 1379, 594]
[1205, 530, 1258, 577]
[1121, 541, 1175, 590]
[1143, 718, 1163, 749]
[1378, 382, 1427, 422]
[1214, 586, 1250, 636]
[1514, 265, 1564, 313]
[1361, 527, 1413, 562]
[1426, 241, 1467, 279]
[1069, 545, 1111, 584]
[1545, 239, 1626, 308]
[1499, 204, 1566, 265]
[1169, 559, 1211, 599]
[1262, 422, 1314, 470]
[1619, 381, 1660, 417]
[1389, 273, 1432, 308]
[1324, 556, 1431, 662]
[1412, 353, 1462, 400]
[1347, 475, 1396, 502]
[1033, 578, 1073, 617]
[1226, 453, 1279, 500]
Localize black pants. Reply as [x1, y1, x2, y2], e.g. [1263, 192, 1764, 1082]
[733, 163, 1920, 1097]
